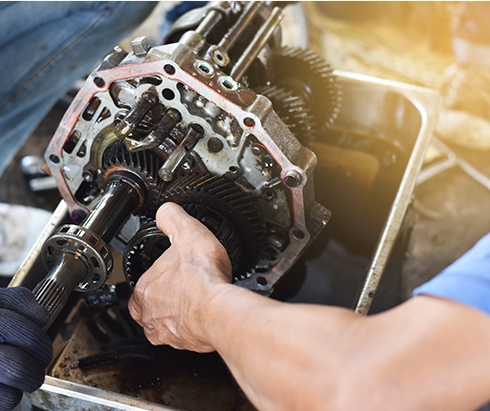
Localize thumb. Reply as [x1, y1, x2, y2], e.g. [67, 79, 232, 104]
[155, 202, 217, 245]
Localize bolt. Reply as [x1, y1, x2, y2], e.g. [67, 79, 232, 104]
[82, 168, 96, 182]
[251, 144, 262, 156]
[207, 137, 224, 153]
[284, 170, 302, 188]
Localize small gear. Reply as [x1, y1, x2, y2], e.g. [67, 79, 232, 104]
[256, 85, 317, 146]
[99, 142, 164, 217]
[124, 222, 170, 289]
[272, 46, 341, 128]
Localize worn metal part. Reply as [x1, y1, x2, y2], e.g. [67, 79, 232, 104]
[44, 1, 329, 294]
[9, 201, 69, 289]
[158, 123, 205, 181]
[328, 71, 441, 315]
[124, 108, 181, 153]
[33, 176, 145, 328]
[131, 36, 151, 57]
[11, 1, 442, 409]
[218, 2, 264, 53]
[230, 6, 284, 81]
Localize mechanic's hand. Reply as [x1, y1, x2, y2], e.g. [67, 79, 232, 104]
[0, 287, 52, 411]
[128, 202, 232, 352]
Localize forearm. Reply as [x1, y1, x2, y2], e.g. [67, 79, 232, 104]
[204, 287, 490, 411]
[130, 204, 490, 411]
[351, 296, 490, 411]
[204, 284, 362, 411]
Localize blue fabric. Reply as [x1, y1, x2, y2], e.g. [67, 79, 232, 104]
[0, 3, 157, 409]
[413, 232, 490, 316]
[0, 287, 52, 411]
[0, 1, 157, 177]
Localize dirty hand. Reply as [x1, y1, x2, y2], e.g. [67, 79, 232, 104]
[0, 287, 53, 411]
[128, 202, 232, 352]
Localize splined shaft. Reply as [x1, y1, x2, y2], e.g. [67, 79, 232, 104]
[33, 177, 145, 330]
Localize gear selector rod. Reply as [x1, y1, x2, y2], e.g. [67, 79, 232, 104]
[33, 175, 146, 329]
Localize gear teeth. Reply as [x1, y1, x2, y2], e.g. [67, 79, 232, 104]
[161, 174, 266, 278]
[100, 144, 164, 217]
[272, 46, 342, 128]
[257, 85, 316, 146]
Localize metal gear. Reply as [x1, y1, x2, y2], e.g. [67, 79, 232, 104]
[123, 173, 267, 287]
[272, 46, 341, 129]
[256, 85, 317, 146]
[162, 174, 266, 279]
[98, 142, 164, 217]
[123, 222, 170, 289]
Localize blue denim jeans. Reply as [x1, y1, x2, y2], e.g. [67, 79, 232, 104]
[0, 1, 157, 177]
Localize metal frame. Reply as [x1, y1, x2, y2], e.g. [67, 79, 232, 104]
[11, 70, 441, 410]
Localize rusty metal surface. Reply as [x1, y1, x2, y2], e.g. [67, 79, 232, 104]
[40, 296, 255, 411]
[307, 71, 441, 314]
[12, 69, 437, 411]
[0, 2, 460, 411]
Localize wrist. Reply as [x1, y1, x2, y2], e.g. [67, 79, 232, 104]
[197, 282, 236, 349]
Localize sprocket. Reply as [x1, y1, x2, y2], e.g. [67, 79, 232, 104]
[256, 85, 317, 146]
[272, 46, 341, 129]
[98, 142, 165, 218]
[123, 173, 267, 287]
[162, 174, 266, 279]
[123, 222, 170, 290]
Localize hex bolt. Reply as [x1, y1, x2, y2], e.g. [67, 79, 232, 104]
[82, 168, 97, 183]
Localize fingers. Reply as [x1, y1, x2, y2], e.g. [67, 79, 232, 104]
[127, 202, 232, 352]
[155, 202, 233, 277]
[0, 345, 46, 392]
[0, 309, 52, 367]
[0, 287, 50, 329]
[0, 382, 22, 411]
[127, 291, 142, 324]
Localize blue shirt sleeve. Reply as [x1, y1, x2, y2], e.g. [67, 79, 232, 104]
[413, 232, 490, 315]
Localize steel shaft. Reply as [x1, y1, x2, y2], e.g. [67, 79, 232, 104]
[33, 178, 143, 329]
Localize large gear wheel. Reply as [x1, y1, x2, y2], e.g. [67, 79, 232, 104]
[256, 85, 317, 146]
[162, 174, 266, 278]
[99, 142, 164, 218]
[123, 174, 267, 287]
[272, 46, 341, 130]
